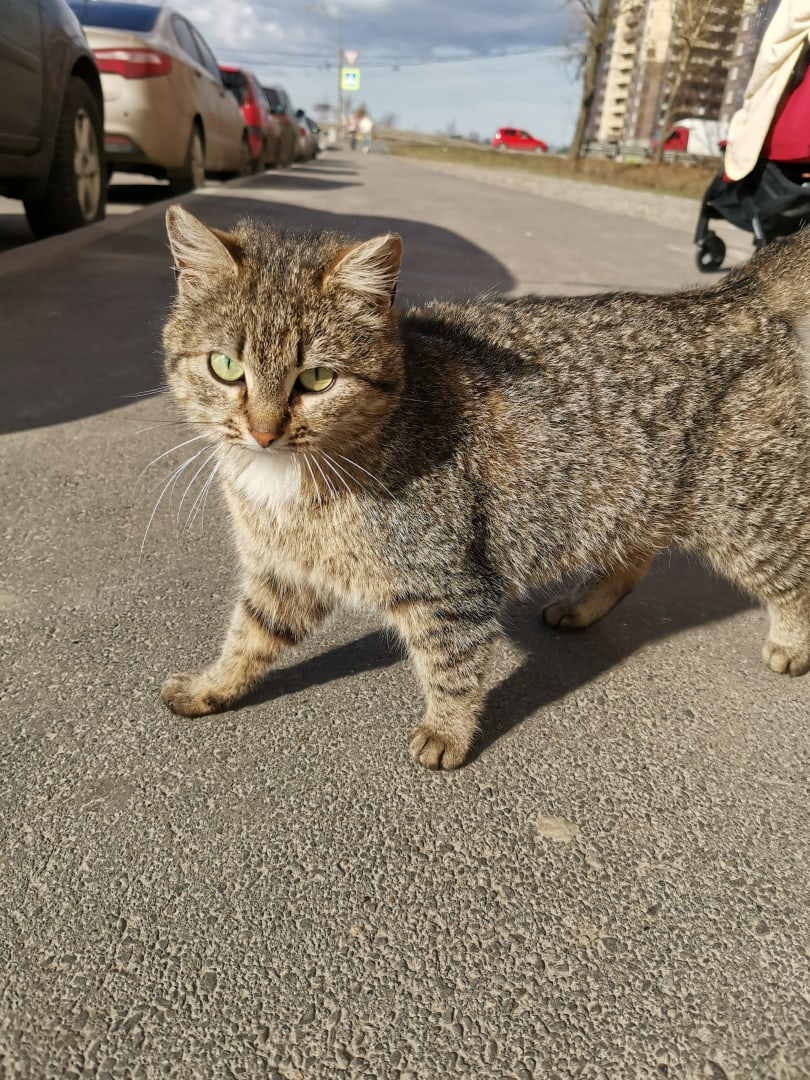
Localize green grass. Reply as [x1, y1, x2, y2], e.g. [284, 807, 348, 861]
[385, 140, 719, 201]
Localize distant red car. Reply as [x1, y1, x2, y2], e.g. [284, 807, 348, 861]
[219, 64, 284, 169]
[491, 127, 548, 153]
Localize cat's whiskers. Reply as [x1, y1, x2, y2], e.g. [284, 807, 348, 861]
[309, 452, 338, 500]
[318, 451, 363, 504]
[123, 385, 170, 400]
[333, 452, 395, 499]
[177, 448, 221, 526]
[132, 433, 210, 501]
[139, 444, 214, 557]
[184, 453, 227, 534]
[300, 453, 323, 508]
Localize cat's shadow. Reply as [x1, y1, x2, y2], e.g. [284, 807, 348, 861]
[241, 551, 753, 762]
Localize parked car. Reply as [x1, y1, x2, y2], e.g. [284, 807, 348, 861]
[220, 64, 285, 170]
[295, 109, 319, 162]
[68, 1, 250, 192]
[0, 0, 106, 237]
[261, 85, 298, 168]
[491, 127, 548, 153]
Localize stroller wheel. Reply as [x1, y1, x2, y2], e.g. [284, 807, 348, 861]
[696, 232, 726, 272]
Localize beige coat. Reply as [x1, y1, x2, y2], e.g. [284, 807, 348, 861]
[724, 0, 810, 181]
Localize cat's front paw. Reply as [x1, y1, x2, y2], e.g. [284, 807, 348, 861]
[160, 671, 228, 716]
[409, 724, 470, 770]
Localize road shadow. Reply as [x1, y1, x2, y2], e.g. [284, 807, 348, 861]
[0, 212, 34, 253]
[0, 191, 514, 434]
[472, 551, 752, 761]
[240, 631, 401, 709]
[236, 170, 361, 193]
[107, 181, 175, 206]
[227, 550, 753, 761]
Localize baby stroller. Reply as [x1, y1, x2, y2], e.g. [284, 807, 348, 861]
[695, 5, 810, 272]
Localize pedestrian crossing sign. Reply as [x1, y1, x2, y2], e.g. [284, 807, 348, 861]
[341, 67, 361, 92]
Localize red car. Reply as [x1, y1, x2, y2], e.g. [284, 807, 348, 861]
[219, 64, 284, 169]
[491, 127, 548, 153]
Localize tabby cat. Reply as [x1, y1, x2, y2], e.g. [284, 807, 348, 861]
[160, 205, 810, 769]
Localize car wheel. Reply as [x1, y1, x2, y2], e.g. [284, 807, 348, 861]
[249, 140, 263, 174]
[23, 77, 106, 239]
[696, 232, 726, 272]
[235, 135, 252, 177]
[168, 124, 205, 196]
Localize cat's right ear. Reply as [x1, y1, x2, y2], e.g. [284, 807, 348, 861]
[165, 205, 240, 295]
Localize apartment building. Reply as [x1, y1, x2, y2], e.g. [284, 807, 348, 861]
[586, 0, 779, 149]
[719, 0, 781, 125]
[590, 1, 645, 142]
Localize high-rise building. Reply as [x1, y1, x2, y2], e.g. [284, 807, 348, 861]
[719, 0, 781, 126]
[585, 0, 778, 150]
[624, 0, 674, 144]
[589, 1, 646, 142]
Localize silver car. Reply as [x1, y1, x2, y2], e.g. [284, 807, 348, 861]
[68, 1, 250, 192]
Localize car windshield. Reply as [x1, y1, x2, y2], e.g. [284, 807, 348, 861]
[67, 2, 160, 31]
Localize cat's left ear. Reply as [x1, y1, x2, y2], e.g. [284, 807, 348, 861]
[166, 205, 241, 295]
[324, 233, 402, 311]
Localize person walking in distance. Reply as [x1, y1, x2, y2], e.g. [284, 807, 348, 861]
[348, 110, 359, 151]
[359, 111, 373, 153]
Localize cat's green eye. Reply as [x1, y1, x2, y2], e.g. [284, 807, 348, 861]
[298, 366, 336, 393]
[209, 351, 244, 383]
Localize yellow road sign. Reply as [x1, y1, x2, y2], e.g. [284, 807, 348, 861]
[341, 67, 360, 92]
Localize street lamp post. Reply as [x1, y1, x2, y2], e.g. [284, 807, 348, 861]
[335, 9, 343, 134]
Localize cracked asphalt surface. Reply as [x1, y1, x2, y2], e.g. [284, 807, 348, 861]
[1, 148, 808, 1079]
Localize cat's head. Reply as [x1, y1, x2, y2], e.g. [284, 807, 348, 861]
[162, 206, 404, 469]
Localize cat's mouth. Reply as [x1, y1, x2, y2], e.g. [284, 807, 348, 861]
[240, 432, 291, 454]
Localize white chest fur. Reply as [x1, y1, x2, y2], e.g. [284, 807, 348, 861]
[231, 450, 302, 509]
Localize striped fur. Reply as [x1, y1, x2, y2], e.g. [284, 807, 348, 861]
[159, 206, 810, 769]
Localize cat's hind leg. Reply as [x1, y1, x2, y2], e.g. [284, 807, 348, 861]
[543, 553, 654, 631]
[161, 578, 331, 716]
[762, 592, 810, 676]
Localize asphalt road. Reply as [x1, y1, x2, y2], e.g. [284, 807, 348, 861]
[1, 149, 807, 1079]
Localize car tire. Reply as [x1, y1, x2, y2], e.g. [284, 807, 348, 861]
[168, 124, 205, 196]
[247, 138, 262, 175]
[23, 77, 106, 239]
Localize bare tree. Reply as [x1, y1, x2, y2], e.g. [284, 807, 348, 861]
[565, 0, 612, 160]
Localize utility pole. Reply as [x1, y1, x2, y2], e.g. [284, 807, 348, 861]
[336, 9, 343, 133]
[309, 4, 343, 134]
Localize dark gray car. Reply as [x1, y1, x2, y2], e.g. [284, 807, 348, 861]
[0, 0, 105, 237]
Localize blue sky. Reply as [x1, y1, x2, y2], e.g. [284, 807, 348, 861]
[169, 1, 582, 149]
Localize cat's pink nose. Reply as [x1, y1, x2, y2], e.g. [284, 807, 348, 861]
[249, 429, 279, 448]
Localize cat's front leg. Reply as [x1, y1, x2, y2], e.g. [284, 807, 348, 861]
[161, 578, 331, 717]
[393, 601, 500, 770]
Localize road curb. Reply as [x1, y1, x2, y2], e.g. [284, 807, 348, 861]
[0, 171, 261, 279]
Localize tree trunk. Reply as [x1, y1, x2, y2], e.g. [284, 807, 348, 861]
[567, 0, 612, 161]
[652, 43, 692, 163]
